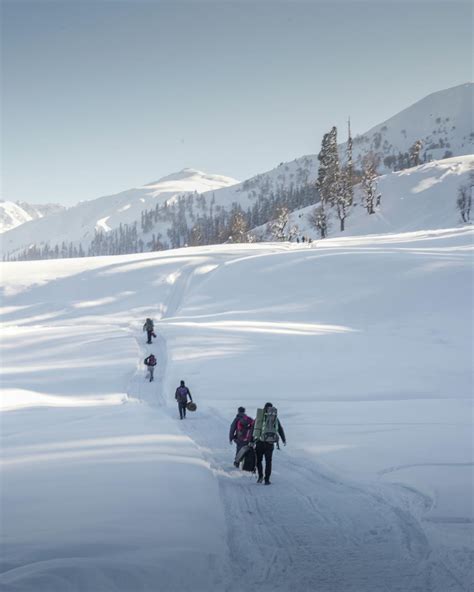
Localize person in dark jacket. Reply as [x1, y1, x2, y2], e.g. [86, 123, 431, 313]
[229, 407, 254, 467]
[143, 318, 155, 344]
[175, 380, 192, 419]
[144, 354, 157, 382]
[255, 402, 286, 485]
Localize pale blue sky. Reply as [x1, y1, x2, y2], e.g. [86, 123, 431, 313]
[1, 0, 472, 205]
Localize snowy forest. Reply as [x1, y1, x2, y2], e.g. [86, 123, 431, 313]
[3, 125, 441, 262]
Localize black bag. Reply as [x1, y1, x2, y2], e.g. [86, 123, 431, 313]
[241, 446, 256, 473]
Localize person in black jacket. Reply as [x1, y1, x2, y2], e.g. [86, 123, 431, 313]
[255, 402, 286, 485]
[175, 380, 192, 419]
[143, 318, 155, 344]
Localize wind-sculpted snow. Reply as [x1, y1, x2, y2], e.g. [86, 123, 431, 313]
[1, 231, 472, 591]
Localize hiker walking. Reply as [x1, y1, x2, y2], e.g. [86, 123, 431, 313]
[175, 380, 192, 419]
[144, 354, 157, 382]
[229, 407, 254, 467]
[253, 402, 286, 485]
[143, 318, 155, 344]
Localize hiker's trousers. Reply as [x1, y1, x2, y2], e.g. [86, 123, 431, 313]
[178, 401, 187, 419]
[255, 441, 274, 480]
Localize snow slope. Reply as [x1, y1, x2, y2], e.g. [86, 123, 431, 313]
[191, 83, 473, 215]
[255, 155, 474, 240]
[1, 227, 472, 591]
[346, 82, 473, 168]
[0, 169, 238, 255]
[0, 201, 65, 234]
[2, 83, 472, 258]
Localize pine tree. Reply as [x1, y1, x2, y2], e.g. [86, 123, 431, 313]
[361, 154, 381, 214]
[335, 119, 354, 231]
[316, 126, 340, 208]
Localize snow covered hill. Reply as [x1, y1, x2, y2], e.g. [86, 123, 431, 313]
[187, 82, 474, 214]
[256, 155, 474, 240]
[1, 228, 472, 591]
[0, 201, 65, 234]
[347, 82, 473, 169]
[2, 84, 472, 260]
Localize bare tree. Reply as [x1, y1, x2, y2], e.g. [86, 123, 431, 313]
[409, 140, 423, 167]
[308, 204, 330, 239]
[268, 206, 298, 241]
[457, 183, 472, 223]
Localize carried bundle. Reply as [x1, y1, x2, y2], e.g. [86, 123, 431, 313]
[236, 443, 256, 473]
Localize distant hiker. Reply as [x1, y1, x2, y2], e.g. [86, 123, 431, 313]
[229, 407, 254, 467]
[175, 380, 193, 419]
[143, 318, 156, 344]
[252, 402, 286, 485]
[302, 236, 306, 243]
[144, 354, 157, 382]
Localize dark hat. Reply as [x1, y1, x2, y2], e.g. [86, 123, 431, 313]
[180, 380, 185, 386]
[238, 406, 245, 413]
[264, 402, 273, 409]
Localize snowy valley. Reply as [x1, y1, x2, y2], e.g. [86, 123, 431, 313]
[1, 77, 473, 592]
[1, 222, 472, 591]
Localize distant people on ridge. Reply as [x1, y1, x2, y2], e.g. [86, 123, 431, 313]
[229, 407, 254, 467]
[144, 354, 157, 382]
[175, 380, 193, 419]
[143, 318, 156, 344]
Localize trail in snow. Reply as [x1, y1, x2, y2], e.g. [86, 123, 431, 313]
[130, 255, 470, 592]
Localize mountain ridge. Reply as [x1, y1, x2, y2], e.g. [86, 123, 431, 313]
[2, 83, 472, 258]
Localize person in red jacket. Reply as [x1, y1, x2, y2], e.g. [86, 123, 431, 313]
[229, 406, 254, 467]
[144, 354, 157, 382]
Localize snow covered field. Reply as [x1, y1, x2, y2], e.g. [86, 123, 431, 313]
[1, 228, 473, 591]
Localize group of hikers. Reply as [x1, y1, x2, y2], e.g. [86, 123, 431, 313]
[143, 318, 194, 418]
[143, 318, 286, 484]
[229, 403, 286, 485]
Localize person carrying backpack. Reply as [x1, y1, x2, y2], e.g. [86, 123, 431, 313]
[144, 354, 157, 382]
[143, 318, 156, 344]
[229, 407, 254, 467]
[175, 380, 192, 419]
[253, 402, 286, 485]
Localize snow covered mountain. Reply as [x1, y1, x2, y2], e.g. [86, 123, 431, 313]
[0, 201, 65, 234]
[2, 83, 472, 260]
[347, 82, 473, 169]
[1, 169, 238, 256]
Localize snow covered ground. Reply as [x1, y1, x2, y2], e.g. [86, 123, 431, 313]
[258, 155, 474, 241]
[1, 228, 473, 591]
